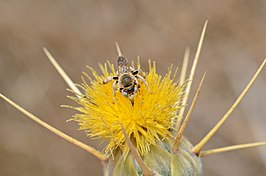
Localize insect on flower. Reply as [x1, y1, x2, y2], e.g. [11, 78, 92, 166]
[103, 54, 151, 100]
[1, 21, 266, 176]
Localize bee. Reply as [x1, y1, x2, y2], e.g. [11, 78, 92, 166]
[103, 56, 150, 100]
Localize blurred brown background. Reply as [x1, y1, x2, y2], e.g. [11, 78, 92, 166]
[0, 0, 266, 176]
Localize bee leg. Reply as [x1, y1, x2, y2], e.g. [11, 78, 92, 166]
[131, 69, 140, 75]
[132, 69, 146, 78]
[103, 76, 118, 84]
[112, 81, 118, 101]
[135, 75, 152, 93]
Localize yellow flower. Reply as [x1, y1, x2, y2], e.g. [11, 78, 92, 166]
[70, 61, 184, 156]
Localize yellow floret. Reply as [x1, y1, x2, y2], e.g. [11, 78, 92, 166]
[70, 61, 184, 156]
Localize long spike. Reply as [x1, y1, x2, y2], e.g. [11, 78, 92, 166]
[179, 47, 190, 86]
[175, 47, 190, 129]
[193, 58, 266, 155]
[115, 42, 122, 56]
[173, 71, 206, 152]
[200, 142, 266, 157]
[175, 21, 208, 129]
[121, 125, 153, 176]
[0, 93, 107, 161]
[43, 47, 82, 96]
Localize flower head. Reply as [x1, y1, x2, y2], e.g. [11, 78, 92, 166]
[70, 60, 184, 156]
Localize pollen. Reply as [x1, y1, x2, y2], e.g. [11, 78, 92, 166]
[70, 61, 184, 156]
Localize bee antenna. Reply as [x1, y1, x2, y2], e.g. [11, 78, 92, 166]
[115, 42, 122, 56]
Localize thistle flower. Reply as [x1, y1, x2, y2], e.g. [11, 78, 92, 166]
[1, 21, 266, 175]
[70, 61, 184, 157]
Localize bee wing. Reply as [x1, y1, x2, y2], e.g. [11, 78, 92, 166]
[117, 56, 129, 66]
[117, 56, 130, 73]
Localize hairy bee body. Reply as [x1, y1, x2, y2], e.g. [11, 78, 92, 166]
[103, 56, 150, 100]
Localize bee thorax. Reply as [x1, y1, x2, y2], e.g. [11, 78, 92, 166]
[121, 75, 134, 87]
